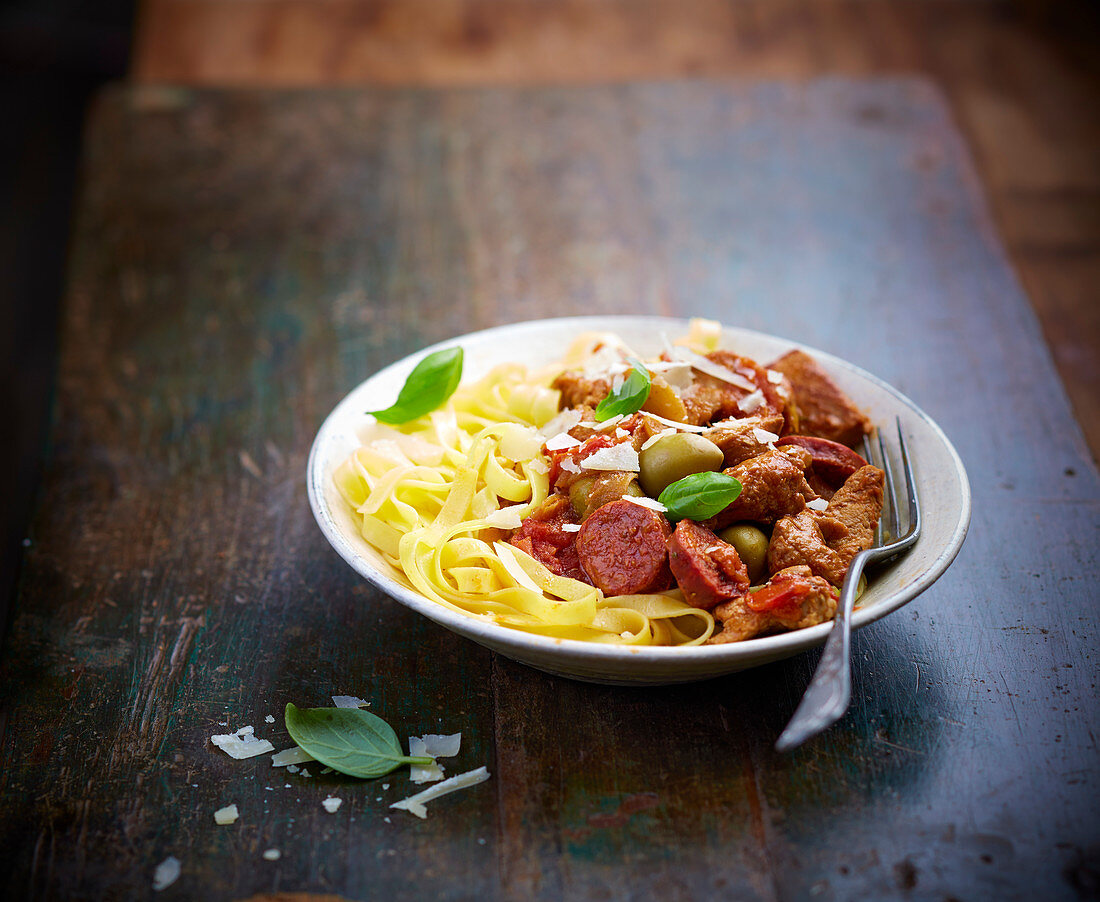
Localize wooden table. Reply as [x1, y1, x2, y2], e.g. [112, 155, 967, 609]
[2, 79, 1097, 901]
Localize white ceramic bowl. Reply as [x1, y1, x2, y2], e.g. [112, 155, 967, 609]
[307, 316, 971, 685]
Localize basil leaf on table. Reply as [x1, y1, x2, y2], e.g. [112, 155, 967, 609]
[368, 346, 464, 425]
[284, 703, 434, 779]
[658, 471, 743, 522]
[594, 359, 651, 422]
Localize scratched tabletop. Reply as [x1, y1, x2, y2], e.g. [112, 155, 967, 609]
[2, 79, 1097, 901]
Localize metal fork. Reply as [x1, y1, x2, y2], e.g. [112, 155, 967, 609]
[774, 418, 922, 752]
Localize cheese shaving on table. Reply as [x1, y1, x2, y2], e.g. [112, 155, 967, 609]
[390, 766, 491, 819]
[152, 857, 181, 892]
[331, 695, 370, 708]
[408, 732, 464, 785]
[321, 797, 342, 813]
[271, 747, 315, 767]
[262, 849, 281, 861]
[408, 737, 445, 784]
[213, 804, 239, 825]
[581, 443, 639, 472]
[210, 726, 275, 759]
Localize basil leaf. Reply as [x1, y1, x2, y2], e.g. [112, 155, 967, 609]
[369, 346, 464, 425]
[658, 471, 743, 522]
[284, 703, 433, 779]
[594, 360, 651, 422]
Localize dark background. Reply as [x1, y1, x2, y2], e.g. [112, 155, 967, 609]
[1, 0, 133, 632]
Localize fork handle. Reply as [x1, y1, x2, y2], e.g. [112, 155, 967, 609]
[774, 550, 870, 752]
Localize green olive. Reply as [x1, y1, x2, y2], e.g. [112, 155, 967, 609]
[569, 476, 597, 519]
[638, 433, 725, 498]
[718, 523, 770, 583]
[570, 472, 645, 519]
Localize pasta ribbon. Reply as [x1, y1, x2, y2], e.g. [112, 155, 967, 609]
[337, 362, 715, 646]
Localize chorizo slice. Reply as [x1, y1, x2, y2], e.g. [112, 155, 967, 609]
[575, 499, 673, 596]
[666, 520, 750, 611]
[776, 435, 868, 497]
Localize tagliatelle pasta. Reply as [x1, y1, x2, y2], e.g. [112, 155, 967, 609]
[334, 360, 717, 646]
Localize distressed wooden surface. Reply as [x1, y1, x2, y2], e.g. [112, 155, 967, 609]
[131, 0, 1100, 461]
[1, 80, 1098, 901]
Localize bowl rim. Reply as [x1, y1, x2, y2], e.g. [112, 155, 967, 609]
[307, 315, 971, 664]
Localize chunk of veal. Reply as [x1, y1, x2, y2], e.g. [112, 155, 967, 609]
[776, 434, 869, 499]
[666, 519, 750, 610]
[708, 565, 838, 643]
[765, 465, 885, 585]
[707, 414, 785, 467]
[767, 349, 871, 447]
[575, 499, 673, 596]
[707, 446, 817, 529]
[678, 351, 787, 427]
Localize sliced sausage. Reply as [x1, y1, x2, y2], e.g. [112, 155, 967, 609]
[666, 520, 750, 611]
[776, 435, 868, 495]
[575, 499, 673, 596]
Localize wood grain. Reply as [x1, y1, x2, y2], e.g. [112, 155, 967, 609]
[1, 80, 1097, 900]
[132, 0, 1100, 459]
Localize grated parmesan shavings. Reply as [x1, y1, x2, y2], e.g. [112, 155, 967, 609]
[622, 495, 668, 514]
[390, 766, 491, 819]
[581, 443, 640, 472]
[211, 726, 275, 760]
[806, 498, 830, 512]
[674, 347, 757, 391]
[560, 523, 582, 533]
[321, 797, 342, 813]
[271, 747, 315, 767]
[482, 506, 524, 530]
[752, 427, 780, 444]
[332, 695, 370, 708]
[639, 411, 708, 433]
[738, 389, 765, 414]
[152, 857, 181, 892]
[544, 433, 581, 452]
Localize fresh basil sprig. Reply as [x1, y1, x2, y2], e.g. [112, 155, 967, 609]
[594, 359, 651, 422]
[368, 346, 463, 425]
[284, 703, 433, 779]
[658, 471, 743, 522]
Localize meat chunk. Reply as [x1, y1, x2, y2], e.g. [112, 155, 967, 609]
[776, 435, 869, 499]
[552, 370, 612, 411]
[666, 520, 750, 610]
[708, 566, 838, 643]
[767, 349, 871, 447]
[508, 495, 587, 582]
[765, 464, 885, 585]
[708, 447, 817, 529]
[679, 351, 787, 427]
[575, 499, 673, 596]
[766, 510, 849, 586]
[823, 465, 885, 567]
[707, 414, 786, 467]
